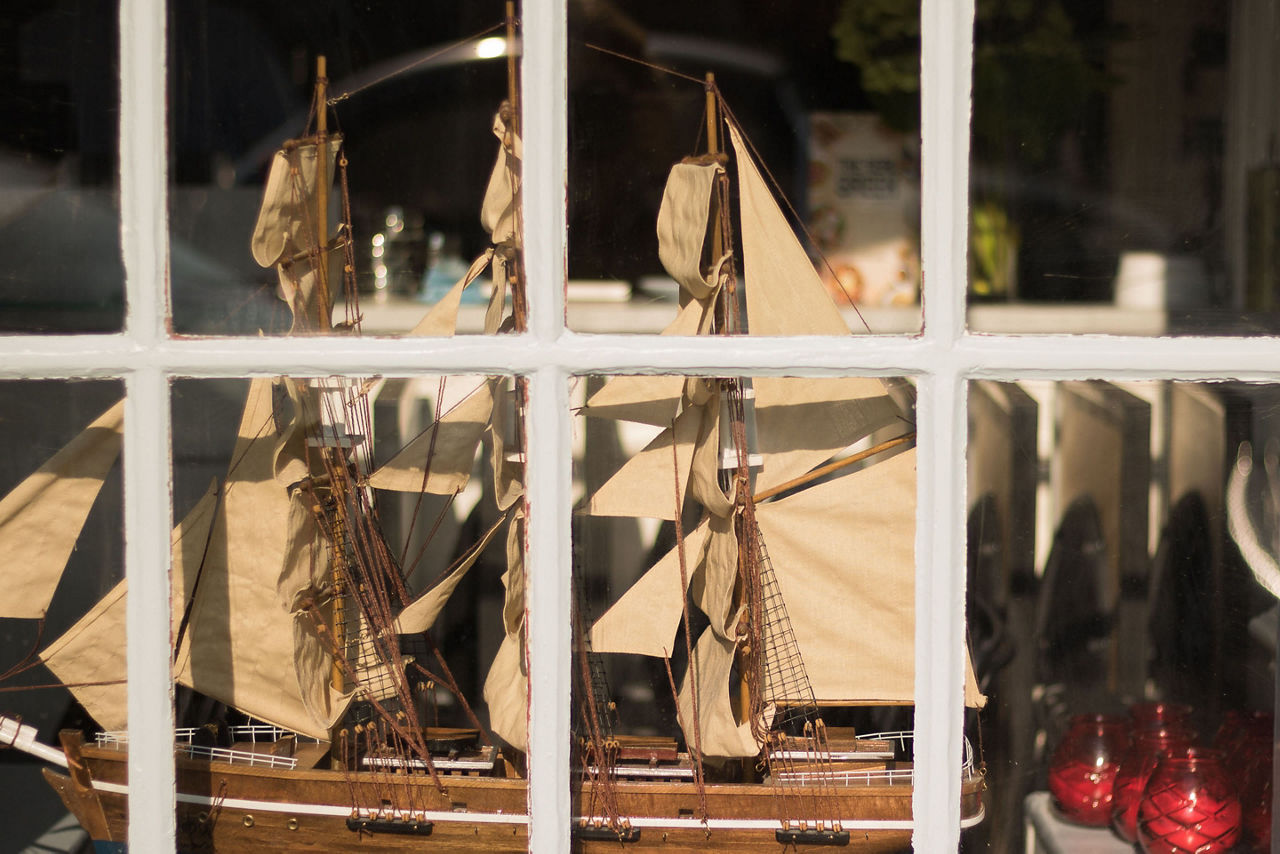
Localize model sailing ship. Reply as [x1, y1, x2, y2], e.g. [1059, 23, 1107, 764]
[0, 37, 986, 854]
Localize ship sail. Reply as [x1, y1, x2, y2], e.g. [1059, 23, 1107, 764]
[40, 480, 221, 732]
[173, 379, 350, 739]
[251, 137, 344, 332]
[368, 378, 497, 495]
[0, 399, 123, 620]
[585, 115, 984, 760]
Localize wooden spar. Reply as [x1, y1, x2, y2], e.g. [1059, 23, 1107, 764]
[751, 433, 916, 503]
[505, 2, 520, 139]
[700, 73, 757, 730]
[312, 57, 345, 697]
[313, 56, 334, 331]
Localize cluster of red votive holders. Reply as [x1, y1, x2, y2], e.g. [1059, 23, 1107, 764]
[1047, 703, 1272, 853]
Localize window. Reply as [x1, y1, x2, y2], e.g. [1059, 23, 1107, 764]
[1, 2, 1275, 852]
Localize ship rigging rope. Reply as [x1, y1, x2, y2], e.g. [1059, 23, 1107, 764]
[582, 43, 871, 330]
[327, 22, 506, 106]
[573, 601, 626, 835]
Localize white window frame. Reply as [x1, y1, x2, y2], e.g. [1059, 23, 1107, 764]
[5, 1, 1278, 851]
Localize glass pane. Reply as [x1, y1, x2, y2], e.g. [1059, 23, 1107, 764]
[168, 374, 527, 845]
[0, 5, 123, 333]
[0, 380, 124, 846]
[567, 4, 922, 335]
[168, 5, 522, 336]
[968, 380, 1276, 851]
[571, 373, 955, 845]
[967, 4, 1280, 335]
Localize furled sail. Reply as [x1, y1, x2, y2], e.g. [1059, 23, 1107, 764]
[173, 379, 350, 739]
[484, 508, 528, 750]
[579, 160, 722, 427]
[250, 137, 344, 331]
[250, 138, 343, 269]
[40, 479, 221, 731]
[410, 110, 523, 339]
[481, 110, 521, 247]
[368, 378, 495, 494]
[678, 627, 760, 758]
[656, 160, 725, 300]
[0, 399, 123, 620]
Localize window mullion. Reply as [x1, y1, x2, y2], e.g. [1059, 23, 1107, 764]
[119, 0, 174, 851]
[916, 0, 975, 849]
[522, 0, 571, 851]
[122, 369, 175, 852]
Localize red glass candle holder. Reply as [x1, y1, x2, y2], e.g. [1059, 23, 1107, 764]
[1109, 725, 1193, 844]
[1048, 714, 1128, 826]
[1137, 747, 1241, 854]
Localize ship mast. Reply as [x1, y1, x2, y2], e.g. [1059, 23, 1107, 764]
[313, 56, 334, 332]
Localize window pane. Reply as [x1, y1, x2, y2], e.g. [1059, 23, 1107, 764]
[966, 3, 1280, 336]
[167, 4, 522, 337]
[0, 5, 122, 333]
[567, 3, 922, 335]
[571, 373, 970, 845]
[969, 380, 1276, 851]
[0, 380, 124, 846]
[167, 374, 527, 845]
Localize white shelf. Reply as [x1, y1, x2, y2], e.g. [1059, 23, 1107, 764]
[355, 295, 1190, 337]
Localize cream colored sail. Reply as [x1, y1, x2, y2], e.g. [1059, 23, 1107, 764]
[579, 160, 722, 427]
[581, 404, 701, 520]
[657, 160, 725, 300]
[754, 447, 984, 708]
[40, 581, 128, 731]
[40, 480, 221, 731]
[410, 249, 495, 337]
[0, 400, 123, 620]
[250, 137, 344, 332]
[395, 510, 511, 635]
[368, 378, 495, 495]
[484, 508, 528, 750]
[481, 111, 521, 248]
[410, 109, 522, 341]
[678, 627, 759, 758]
[724, 121, 908, 492]
[250, 138, 343, 269]
[752, 377, 904, 493]
[590, 518, 712, 657]
[173, 379, 350, 740]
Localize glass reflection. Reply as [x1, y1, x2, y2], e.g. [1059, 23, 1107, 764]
[568, 2, 922, 334]
[168, 3, 521, 336]
[969, 380, 1278, 851]
[0, 5, 122, 333]
[966, 3, 1280, 335]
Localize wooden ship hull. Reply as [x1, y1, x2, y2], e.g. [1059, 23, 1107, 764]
[35, 727, 983, 854]
[42, 737, 984, 852]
